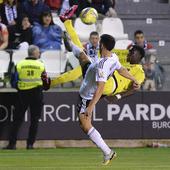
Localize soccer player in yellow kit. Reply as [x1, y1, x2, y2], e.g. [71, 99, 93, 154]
[51, 5, 145, 101]
[103, 45, 145, 102]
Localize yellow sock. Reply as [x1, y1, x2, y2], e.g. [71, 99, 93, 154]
[50, 66, 82, 87]
[49, 19, 84, 87]
[64, 20, 83, 49]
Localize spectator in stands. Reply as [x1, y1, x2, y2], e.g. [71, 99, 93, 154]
[128, 30, 153, 50]
[144, 50, 165, 90]
[32, 11, 62, 51]
[60, 0, 71, 15]
[143, 61, 156, 91]
[20, 0, 50, 24]
[19, 15, 32, 48]
[45, 0, 62, 11]
[0, 0, 20, 26]
[89, 0, 117, 18]
[61, 0, 117, 18]
[105, 0, 117, 17]
[83, 31, 99, 63]
[7, 14, 33, 49]
[0, 15, 9, 50]
[17, 15, 33, 50]
[0, 0, 23, 49]
[65, 0, 117, 18]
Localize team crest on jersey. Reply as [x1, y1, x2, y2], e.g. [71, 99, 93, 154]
[98, 69, 104, 78]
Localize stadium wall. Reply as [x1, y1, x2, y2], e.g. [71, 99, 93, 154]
[0, 91, 170, 141]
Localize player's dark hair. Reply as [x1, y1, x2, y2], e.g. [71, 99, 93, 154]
[90, 31, 99, 37]
[100, 34, 115, 51]
[134, 30, 144, 37]
[130, 45, 145, 59]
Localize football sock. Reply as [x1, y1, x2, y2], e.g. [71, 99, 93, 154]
[64, 20, 83, 49]
[50, 66, 82, 87]
[88, 127, 112, 155]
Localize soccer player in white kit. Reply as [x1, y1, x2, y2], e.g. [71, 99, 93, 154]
[71, 34, 140, 165]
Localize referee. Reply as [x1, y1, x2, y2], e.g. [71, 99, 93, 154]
[5, 45, 50, 149]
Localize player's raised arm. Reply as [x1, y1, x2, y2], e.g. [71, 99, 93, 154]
[104, 88, 137, 103]
[117, 66, 140, 89]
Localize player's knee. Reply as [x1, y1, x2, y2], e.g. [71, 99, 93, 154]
[80, 124, 89, 134]
[79, 119, 91, 133]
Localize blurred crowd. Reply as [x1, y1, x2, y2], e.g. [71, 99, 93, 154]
[0, 0, 116, 51]
[0, 0, 164, 91]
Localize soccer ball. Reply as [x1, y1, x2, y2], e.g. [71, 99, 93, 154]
[80, 7, 98, 25]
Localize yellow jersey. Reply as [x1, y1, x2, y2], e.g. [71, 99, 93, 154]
[103, 64, 145, 95]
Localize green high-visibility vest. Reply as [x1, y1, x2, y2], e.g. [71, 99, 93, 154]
[16, 58, 45, 90]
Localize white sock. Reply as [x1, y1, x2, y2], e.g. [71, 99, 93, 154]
[71, 43, 83, 58]
[88, 127, 111, 155]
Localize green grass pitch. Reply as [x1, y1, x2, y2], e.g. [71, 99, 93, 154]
[0, 148, 170, 170]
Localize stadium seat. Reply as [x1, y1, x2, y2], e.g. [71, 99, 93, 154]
[41, 50, 67, 78]
[115, 40, 133, 49]
[116, 2, 170, 16]
[123, 19, 170, 41]
[74, 18, 97, 42]
[12, 50, 28, 65]
[67, 52, 79, 69]
[0, 51, 10, 80]
[151, 41, 170, 64]
[52, 14, 66, 31]
[161, 65, 170, 91]
[101, 17, 128, 40]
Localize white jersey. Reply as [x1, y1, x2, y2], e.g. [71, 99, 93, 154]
[79, 53, 122, 100]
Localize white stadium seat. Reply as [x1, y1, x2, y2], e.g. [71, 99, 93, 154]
[53, 16, 66, 31]
[52, 13, 66, 31]
[0, 51, 10, 80]
[74, 18, 97, 42]
[67, 52, 79, 69]
[12, 50, 28, 65]
[101, 17, 128, 40]
[41, 50, 67, 78]
[115, 40, 133, 49]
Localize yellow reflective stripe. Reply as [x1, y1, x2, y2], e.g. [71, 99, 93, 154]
[20, 78, 41, 82]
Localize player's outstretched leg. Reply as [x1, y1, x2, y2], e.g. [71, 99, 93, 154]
[60, 5, 83, 49]
[50, 5, 91, 87]
[60, 5, 91, 64]
[60, 5, 91, 72]
[78, 103, 116, 165]
[63, 19, 83, 49]
[59, 5, 83, 49]
[50, 66, 81, 87]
